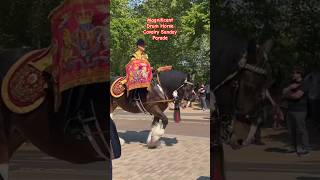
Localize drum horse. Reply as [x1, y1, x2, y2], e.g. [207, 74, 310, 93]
[212, 29, 273, 179]
[110, 63, 194, 148]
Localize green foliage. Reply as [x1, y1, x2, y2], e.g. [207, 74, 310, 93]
[0, 0, 210, 84]
[215, 0, 320, 81]
[0, 0, 61, 48]
[111, 0, 210, 84]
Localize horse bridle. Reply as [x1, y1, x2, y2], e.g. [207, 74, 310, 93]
[213, 51, 269, 143]
[172, 78, 194, 100]
[213, 52, 268, 93]
[133, 78, 194, 109]
[234, 52, 268, 119]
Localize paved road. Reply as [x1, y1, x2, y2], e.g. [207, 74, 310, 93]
[224, 127, 320, 180]
[9, 148, 108, 180]
[112, 107, 210, 180]
[112, 108, 210, 138]
[9, 107, 210, 180]
[11, 107, 320, 180]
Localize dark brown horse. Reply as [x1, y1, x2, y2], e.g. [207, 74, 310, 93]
[110, 70, 194, 148]
[212, 29, 273, 179]
[0, 48, 113, 180]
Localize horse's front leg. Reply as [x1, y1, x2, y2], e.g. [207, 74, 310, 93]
[147, 106, 168, 148]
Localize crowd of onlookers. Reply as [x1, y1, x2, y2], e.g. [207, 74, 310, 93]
[184, 83, 210, 111]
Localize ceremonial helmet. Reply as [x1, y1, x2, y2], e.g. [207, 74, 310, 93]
[136, 39, 145, 47]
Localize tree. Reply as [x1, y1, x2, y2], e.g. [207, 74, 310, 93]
[215, 0, 320, 81]
[110, 0, 210, 84]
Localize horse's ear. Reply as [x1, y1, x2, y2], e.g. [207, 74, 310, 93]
[261, 39, 273, 54]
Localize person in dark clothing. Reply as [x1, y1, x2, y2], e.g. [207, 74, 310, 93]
[198, 84, 207, 111]
[283, 66, 310, 156]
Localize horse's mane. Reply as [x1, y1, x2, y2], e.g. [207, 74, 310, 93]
[212, 29, 248, 88]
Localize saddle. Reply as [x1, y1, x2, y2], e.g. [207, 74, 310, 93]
[1, 48, 51, 114]
[110, 65, 172, 99]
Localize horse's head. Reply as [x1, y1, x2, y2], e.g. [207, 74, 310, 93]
[157, 70, 193, 100]
[230, 39, 273, 149]
[181, 75, 196, 100]
[175, 74, 195, 107]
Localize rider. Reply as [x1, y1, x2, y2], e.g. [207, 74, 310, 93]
[131, 39, 149, 62]
[125, 39, 150, 104]
[125, 39, 165, 105]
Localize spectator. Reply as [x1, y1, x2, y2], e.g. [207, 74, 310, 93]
[205, 84, 210, 105]
[282, 66, 310, 156]
[198, 84, 207, 111]
[185, 89, 197, 108]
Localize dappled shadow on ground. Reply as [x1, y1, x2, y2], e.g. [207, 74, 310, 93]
[118, 130, 178, 146]
[296, 177, 320, 180]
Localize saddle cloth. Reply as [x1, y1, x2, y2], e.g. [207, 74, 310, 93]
[1, 48, 50, 114]
[110, 65, 172, 98]
[125, 59, 152, 92]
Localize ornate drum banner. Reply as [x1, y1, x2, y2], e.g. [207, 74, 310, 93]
[50, 0, 109, 92]
[125, 59, 152, 91]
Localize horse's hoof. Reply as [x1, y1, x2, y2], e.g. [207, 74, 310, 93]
[147, 141, 160, 149]
[159, 140, 166, 147]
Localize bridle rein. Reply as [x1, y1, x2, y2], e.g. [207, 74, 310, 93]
[213, 51, 269, 143]
[213, 52, 268, 93]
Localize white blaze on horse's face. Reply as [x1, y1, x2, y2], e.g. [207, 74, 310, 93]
[230, 119, 258, 149]
[243, 123, 258, 146]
